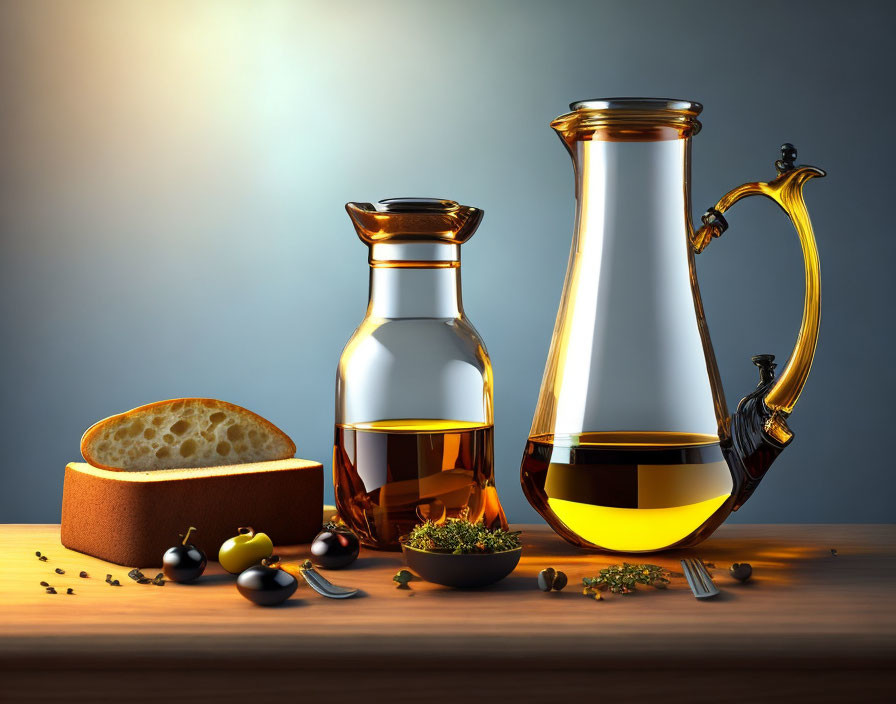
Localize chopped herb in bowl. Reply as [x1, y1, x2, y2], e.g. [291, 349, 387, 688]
[404, 516, 521, 554]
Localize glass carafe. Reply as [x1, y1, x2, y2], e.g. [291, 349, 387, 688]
[521, 98, 824, 552]
[336, 198, 507, 550]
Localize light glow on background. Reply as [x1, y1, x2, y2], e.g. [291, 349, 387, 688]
[1, 0, 893, 524]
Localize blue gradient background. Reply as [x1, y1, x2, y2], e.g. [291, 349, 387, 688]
[1, 0, 893, 524]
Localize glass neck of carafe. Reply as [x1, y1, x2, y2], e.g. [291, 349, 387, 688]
[367, 241, 463, 319]
[570, 136, 690, 253]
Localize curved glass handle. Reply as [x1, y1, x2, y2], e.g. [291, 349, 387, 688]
[692, 144, 825, 443]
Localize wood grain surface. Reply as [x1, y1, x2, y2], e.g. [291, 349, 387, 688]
[2, 523, 894, 703]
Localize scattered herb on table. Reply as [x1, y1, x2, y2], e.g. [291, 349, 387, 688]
[152, 573, 165, 586]
[830, 548, 838, 557]
[54, 568, 65, 575]
[582, 563, 670, 595]
[393, 570, 413, 589]
[66, 588, 74, 595]
[79, 571, 88, 579]
[582, 586, 602, 600]
[46, 587, 57, 594]
[128, 568, 154, 584]
[39, 581, 49, 587]
[404, 514, 521, 555]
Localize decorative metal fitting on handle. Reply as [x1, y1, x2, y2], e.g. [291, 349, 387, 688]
[775, 143, 797, 174]
[701, 207, 728, 233]
[751, 354, 777, 386]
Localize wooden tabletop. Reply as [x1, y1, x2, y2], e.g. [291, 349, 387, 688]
[2, 523, 894, 703]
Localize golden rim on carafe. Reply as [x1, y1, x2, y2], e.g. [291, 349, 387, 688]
[553, 97, 703, 143]
[345, 199, 483, 246]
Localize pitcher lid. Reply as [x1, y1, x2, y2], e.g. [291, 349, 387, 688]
[554, 97, 702, 143]
[569, 97, 702, 113]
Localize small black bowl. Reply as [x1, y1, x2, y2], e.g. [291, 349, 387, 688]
[401, 545, 522, 588]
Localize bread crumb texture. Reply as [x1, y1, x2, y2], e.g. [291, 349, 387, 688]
[81, 398, 296, 471]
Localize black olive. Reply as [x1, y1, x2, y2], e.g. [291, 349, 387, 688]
[236, 564, 298, 606]
[311, 525, 360, 569]
[162, 544, 207, 583]
[537, 567, 556, 592]
[162, 527, 207, 583]
[730, 562, 753, 582]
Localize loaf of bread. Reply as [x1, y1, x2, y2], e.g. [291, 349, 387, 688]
[61, 458, 323, 566]
[81, 398, 296, 471]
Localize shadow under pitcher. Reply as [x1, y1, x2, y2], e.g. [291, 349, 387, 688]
[521, 98, 824, 553]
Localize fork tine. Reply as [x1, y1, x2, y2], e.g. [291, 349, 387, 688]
[680, 559, 700, 596]
[691, 558, 720, 598]
[687, 558, 705, 594]
[681, 558, 719, 599]
[690, 558, 709, 593]
[698, 559, 720, 596]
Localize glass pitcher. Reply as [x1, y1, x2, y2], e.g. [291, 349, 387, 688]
[335, 198, 508, 550]
[521, 98, 824, 552]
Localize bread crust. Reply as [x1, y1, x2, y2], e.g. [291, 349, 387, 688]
[81, 398, 296, 471]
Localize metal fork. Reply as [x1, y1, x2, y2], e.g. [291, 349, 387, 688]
[680, 558, 720, 599]
[299, 563, 359, 599]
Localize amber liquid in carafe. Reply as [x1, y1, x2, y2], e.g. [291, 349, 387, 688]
[520, 432, 733, 552]
[334, 420, 507, 550]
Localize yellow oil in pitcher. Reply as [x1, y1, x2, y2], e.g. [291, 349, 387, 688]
[521, 432, 732, 552]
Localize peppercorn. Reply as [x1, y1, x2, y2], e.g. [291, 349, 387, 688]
[537, 567, 568, 592]
[730, 563, 753, 582]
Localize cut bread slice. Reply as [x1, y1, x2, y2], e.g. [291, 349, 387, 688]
[81, 398, 296, 471]
[61, 458, 323, 566]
